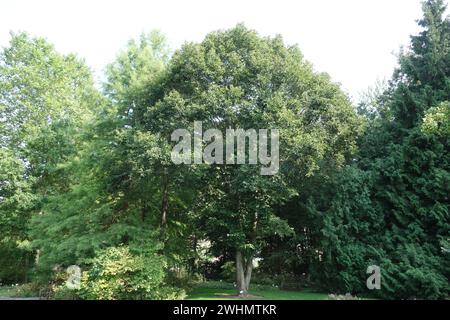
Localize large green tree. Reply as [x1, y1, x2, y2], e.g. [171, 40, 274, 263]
[316, 0, 450, 299]
[29, 32, 169, 269]
[0, 33, 102, 283]
[145, 25, 362, 295]
[29, 33, 189, 299]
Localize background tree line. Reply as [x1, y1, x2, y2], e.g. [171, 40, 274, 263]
[0, 0, 448, 300]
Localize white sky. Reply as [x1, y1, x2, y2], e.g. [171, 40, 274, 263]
[1, 0, 427, 100]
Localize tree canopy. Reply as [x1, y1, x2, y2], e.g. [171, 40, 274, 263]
[0, 0, 449, 300]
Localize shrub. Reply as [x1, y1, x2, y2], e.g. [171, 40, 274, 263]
[11, 283, 40, 298]
[78, 246, 183, 300]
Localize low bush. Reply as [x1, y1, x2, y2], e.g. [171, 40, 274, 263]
[78, 246, 184, 300]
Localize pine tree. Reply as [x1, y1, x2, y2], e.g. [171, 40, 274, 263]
[317, 0, 450, 299]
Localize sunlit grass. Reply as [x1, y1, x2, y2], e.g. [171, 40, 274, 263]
[186, 285, 329, 300]
[0, 286, 18, 298]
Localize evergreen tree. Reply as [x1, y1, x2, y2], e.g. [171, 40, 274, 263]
[317, 0, 450, 299]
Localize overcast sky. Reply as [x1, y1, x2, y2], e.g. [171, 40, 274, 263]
[1, 0, 428, 100]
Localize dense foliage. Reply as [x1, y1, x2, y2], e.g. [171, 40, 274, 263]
[310, 0, 450, 299]
[78, 245, 184, 300]
[0, 0, 448, 300]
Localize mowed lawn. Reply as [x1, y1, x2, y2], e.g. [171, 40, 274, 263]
[1, 284, 329, 300]
[186, 286, 329, 300]
[0, 286, 19, 298]
[0, 287, 13, 297]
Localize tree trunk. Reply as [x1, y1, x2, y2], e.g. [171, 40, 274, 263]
[24, 254, 29, 283]
[191, 235, 198, 275]
[236, 250, 254, 297]
[245, 256, 253, 291]
[141, 205, 148, 222]
[236, 212, 258, 297]
[160, 171, 169, 228]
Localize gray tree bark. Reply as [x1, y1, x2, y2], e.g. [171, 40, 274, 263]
[236, 250, 253, 297]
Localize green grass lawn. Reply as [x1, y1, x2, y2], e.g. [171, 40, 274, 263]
[186, 285, 329, 300]
[0, 285, 40, 299]
[0, 286, 18, 298]
[2, 283, 329, 300]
